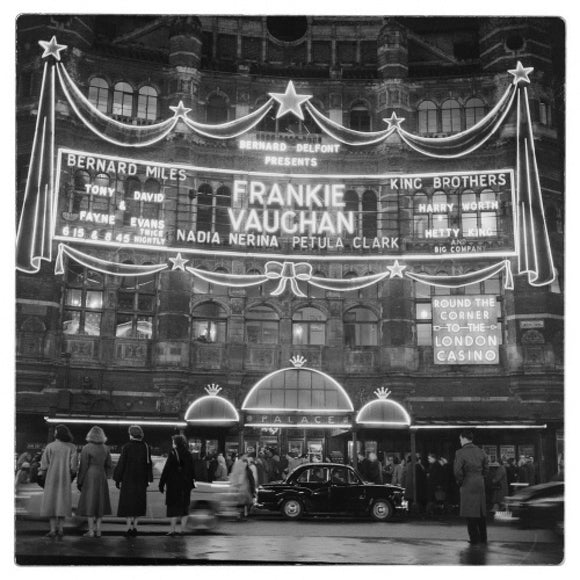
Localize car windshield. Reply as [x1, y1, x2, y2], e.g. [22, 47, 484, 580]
[295, 467, 329, 483]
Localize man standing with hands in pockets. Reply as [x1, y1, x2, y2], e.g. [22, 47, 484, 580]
[454, 430, 489, 545]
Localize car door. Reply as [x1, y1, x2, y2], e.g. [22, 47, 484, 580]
[295, 466, 332, 512]
[329, 466, 366, 514]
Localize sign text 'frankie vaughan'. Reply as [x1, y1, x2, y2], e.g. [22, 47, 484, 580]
[54, 149, 516, 261]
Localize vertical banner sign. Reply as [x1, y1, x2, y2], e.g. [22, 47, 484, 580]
[432, 295, 500, 365]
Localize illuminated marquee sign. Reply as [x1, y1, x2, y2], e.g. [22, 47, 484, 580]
[244, 413, 351, 428]
[432, 295, 501, 365]
[54, 148, 516, 262]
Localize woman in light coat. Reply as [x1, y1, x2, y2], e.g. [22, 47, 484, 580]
[38, 424, 78, 537]
[76, 426, 112, 537]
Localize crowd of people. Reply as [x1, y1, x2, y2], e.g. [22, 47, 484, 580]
[16, 426, 560, 538]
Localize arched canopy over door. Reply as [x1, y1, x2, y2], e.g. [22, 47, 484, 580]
[356, 389, 411, 428]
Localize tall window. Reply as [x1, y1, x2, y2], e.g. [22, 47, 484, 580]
[207, 94, 228, 123]
[246, 305, 280, 344]
[465, 97, 485, 128]
[115, 265, 156, 339]
[362, 190, 378, 238]
[123, 176, 141, 226]
[418, 100, 437, 134]
[88, 77, 109, 113]
[441, 99, 461, 133]
[192, 302, 227, 343]
[112, 81, 134, 118]
[350, 101, 371, 132]
[344, 307, 378, 347]
[63, 262, 103, 336]
[292, 307, 326, 346]
[137, 86, 158, 121]
[196, 183, 213, 231]
[461, 189, 499, 237]
[215, 186, 232, 237]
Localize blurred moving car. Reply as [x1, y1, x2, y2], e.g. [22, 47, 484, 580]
[255, 462, 406, 521]
[504, 481, 564, 536]
[15, 455, 238, 531]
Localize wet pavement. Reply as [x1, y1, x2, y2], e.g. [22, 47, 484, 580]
[15, 516, 564, 565]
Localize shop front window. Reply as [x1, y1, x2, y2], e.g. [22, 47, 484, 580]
[63, 262, 103, 336]
[292, 307, 326, 345]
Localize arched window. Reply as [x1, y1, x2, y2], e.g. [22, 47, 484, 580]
[441, 99, 461, 133]
[192, 302, 227, 343]
[465, 97, 485, 129]
[63, 262, 103, 336]
[123, 176, 141, 226]
[196, 183, 213, 231]
[461, 189, 498, 237]
[112, 81, 133, 118]
[207, 94, 228, 124]
[344, 307, 378, 347]
[292, 307, 326, 345]
[137, 86, 158, 121]
[418, 100, 437, 134]
[141, 178, 161, 220]
[74, 170, 90, 191]
[432, 191, 449, 230]
[362, 190, 377, 238]
[116, 261, 156, 339]
[88, 77, 109, 113]
[350, 101, 371, 132]
[246, 305, 280, 344]
[215, 186, 232, 237]
[413, 192, 429, 238]
[73, 170, 90, 213]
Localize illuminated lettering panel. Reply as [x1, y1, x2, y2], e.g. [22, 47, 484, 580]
[432, 296, 501, 365]
[53, 148, 516, 261]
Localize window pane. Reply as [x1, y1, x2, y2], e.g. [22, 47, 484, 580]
[415, 282, 430, 299]
[417, 324, 432, 345]
[86, 291, 103, 310]
[137, 294, 154, 312]
[65, 289, 82, 307]
[416, 303, 432, 320]
[118, 291, 135, 310]
[63, 310, 80, 335]
[115, 313, 133, 337]
[484, 277, 501, 294]
[293, 322, 307, 345]
[84, 312, 101, 336]
[309, 323, 326, 345]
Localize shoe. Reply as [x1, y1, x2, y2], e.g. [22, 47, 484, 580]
[165, 531, 176, 536]
[83, 531, 95, 537]
[45, 531, 57, 538]
[131, 528, 138, 536]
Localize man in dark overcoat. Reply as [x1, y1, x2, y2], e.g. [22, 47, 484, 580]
[453, 430, 489, 544]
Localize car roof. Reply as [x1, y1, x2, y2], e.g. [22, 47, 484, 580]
[294, 463, 355, 469]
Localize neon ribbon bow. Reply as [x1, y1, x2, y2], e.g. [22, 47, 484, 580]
[265, 261, 313, 297]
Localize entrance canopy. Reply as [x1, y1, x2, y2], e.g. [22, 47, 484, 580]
[184, 386, 239, 425]
[242, 360, 354, 413]
[356, 398, 411, 428]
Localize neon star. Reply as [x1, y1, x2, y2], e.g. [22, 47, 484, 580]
[268, 81, 312, 120]
[383, 112, 405, 130]
[38, 36, 68, 61]
[169, 101, 192, 118]
[508, 61, 534, 86]
[169, 253, 188, 271]
[387, 260, 406, 279]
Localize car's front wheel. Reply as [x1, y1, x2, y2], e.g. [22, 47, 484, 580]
[370, 499, 394, 522]
[281, 497, 304, 520]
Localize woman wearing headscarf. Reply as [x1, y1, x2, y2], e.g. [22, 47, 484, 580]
[214, 453, 229, 481]
[159, 434, 195, 535]
[113, 425, 153, 536]
[76, 426, 112, 537]
[38, 424, 77, 537]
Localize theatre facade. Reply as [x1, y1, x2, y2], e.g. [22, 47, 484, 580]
[15, 15, 564, 480]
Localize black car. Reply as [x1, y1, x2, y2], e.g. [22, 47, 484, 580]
[255, 462, 406, 521]
[504, 481, 564, 536]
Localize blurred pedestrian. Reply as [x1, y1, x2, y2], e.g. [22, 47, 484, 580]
[505, 457, 518, 493]
[358, 452, 370, 481]
[159, 434, 195, 535]
[454, 430, 489, 545]
[214, 453, 229, 481]
[113, 425, 153, 536]
[426, 452, 446, 517]
[38, 425, 77, 537]
[517, 457, 528, 484]
[77, 426, 112, 538]
[229, 454, 254, 519]
[491, 456, 509, 512]
[524, 456, 537, 486]
[383, 456, 394, 484]
[207, 453, 218, 482]
[192, 452, 209, 482]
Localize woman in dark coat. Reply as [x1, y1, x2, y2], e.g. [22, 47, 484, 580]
[77, 426, 112, 537]
[159, 434, 195, 535]
[113, 425, 153, 536]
